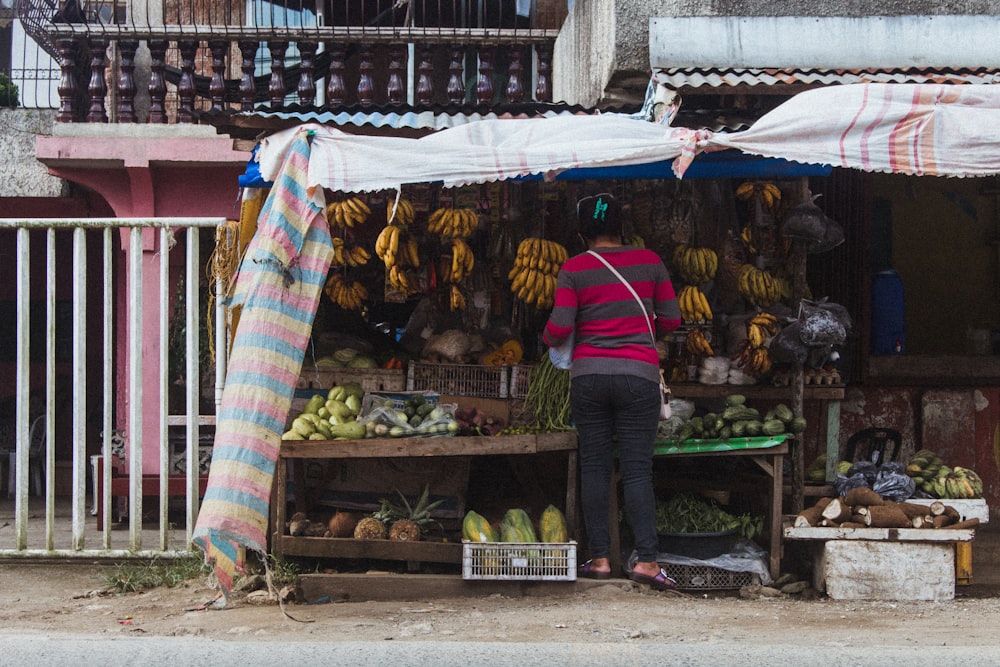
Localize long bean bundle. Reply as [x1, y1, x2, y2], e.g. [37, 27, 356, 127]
[524, 354, 572, 431]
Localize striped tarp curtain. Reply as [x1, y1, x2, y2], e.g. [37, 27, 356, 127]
[194, 129, 333, 598]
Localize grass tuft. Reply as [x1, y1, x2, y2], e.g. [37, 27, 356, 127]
[103, 555, 212, 594]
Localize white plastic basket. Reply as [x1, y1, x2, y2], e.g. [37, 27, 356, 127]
[407, 362, 509, 398]
[462, 541, 577, 581]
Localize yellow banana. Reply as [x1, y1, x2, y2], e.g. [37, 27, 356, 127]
[427, 207, 446, 234]
[696, 287, 712, 321]
[736, 181, 756, 200]
[510, 268, 530, 293]
[406, 236, 420, 268]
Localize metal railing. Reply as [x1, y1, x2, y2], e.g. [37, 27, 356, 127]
[0, 217, 229, 559]
[13, 0, 562, 122]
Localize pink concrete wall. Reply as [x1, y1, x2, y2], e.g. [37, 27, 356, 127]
[34, 132, 251, 475]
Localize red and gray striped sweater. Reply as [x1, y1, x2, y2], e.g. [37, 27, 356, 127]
[542, 246, 681, 383]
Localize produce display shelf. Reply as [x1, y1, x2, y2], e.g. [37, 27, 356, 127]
[653, 434, 788, 455]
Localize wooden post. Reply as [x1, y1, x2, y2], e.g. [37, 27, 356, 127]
[788, 176, 811, 513]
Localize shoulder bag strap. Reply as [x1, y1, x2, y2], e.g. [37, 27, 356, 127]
[586, 250, 657, 346]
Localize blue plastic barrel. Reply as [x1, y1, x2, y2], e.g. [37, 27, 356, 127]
[871, 269, 905, 354]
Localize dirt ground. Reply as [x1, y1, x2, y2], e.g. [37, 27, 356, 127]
[4, 561, 1000, 646]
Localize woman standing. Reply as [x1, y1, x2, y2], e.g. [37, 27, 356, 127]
[543, 193, 682, 589]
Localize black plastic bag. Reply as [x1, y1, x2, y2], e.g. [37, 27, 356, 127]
[769, 321, 809, 364]
[872, 464, 916, 502]
[782, 198, 845, 254]
[847, 460, 879, 486]
[834, 471, 870, 497]
[782, 200, 828, 244]
[808, 216, 845, 254]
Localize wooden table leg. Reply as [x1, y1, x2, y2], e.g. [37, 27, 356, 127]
[769, 450, 784, 581]
[271, 457, 288, 558]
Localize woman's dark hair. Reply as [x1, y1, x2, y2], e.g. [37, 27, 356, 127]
[576, 192, 622, 241]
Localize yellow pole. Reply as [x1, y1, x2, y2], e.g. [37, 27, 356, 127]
[955, 541, 973, 586]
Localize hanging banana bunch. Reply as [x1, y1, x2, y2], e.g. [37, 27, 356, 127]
[507, 237, 567, 309]
[684, 326, 714, 356]
[375, 198, 420, 297]
[672, 244, 718, 286]
[428, 207, 480, 239]
[732, 312, 779, 377]
[386, 264, 418, 296]
[732, 339, 773, 377]
[324, 274, 369, 311]
[677, 284, 713, 323]
[736, 263, 781, 308]
[330, 237, 372, 268]
[386, 197, 416, 226]
[326, 196, 371, 229]
[449, 284, 466, 311]
[442, 238, 475, 284]
[735, 181, 782, 216]
[746, 311, 779, 347]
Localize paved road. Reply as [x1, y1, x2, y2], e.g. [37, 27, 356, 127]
[5, 636, 1000, 667]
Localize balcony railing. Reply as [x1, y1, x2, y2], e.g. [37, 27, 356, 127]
[17, 0, 563, 123]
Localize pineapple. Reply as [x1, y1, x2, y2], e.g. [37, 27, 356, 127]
[379, 485, 446, 542]
[388, 519, 421, 542]
[353, 515, 387, 539]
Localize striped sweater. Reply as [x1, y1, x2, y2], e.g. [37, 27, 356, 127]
[542, 246, 681, 383]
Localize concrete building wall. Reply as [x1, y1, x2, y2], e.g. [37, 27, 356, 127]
[554, 0, 1000, 106]
[0, 109, 67, 198]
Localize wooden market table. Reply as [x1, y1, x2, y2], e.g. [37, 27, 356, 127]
[607, 435, 790, 581]
[270, 431, 579, 564]
[668, 382, 846, 513]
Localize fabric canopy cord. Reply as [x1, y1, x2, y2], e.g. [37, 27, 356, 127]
[193, 128, 333, 600]
[256, 83, 1000, 191]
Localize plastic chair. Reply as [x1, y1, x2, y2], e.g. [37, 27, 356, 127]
[845, 427, 902, 466]
[7, 415, 45, 498]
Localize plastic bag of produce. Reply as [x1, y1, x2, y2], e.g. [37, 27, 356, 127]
[833, 471, 870, 497]
[872, 463, 916, 502]
[798, 299, 849, 346]
[361, 403, 459, 438]
[847, 460, 879, 485]
[769, 321, 808, 364]
[781, 199, 828, 244]
[782, 198, 845, 254]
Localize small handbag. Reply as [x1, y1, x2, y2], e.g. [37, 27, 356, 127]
[587, 251, 671, 420]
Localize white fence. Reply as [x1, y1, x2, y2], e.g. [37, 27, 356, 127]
[0, 217, 229, 558]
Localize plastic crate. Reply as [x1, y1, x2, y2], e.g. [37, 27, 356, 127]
[407, 362, 509, 398]
[462, 541, 577, 581]
[297, 367, 406, 392]
[508, 364, 536, 399]
[659, 563, 758, 590]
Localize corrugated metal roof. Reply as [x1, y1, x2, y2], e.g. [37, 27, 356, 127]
[654, 67, 1000, 91]
[201, 102, 639, 139]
